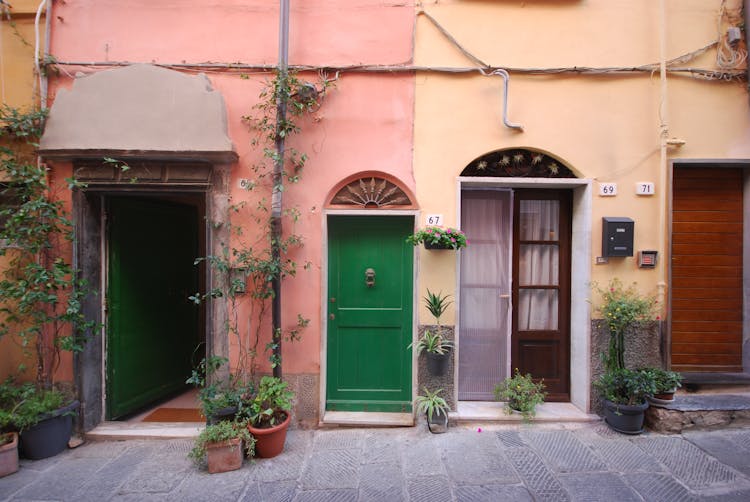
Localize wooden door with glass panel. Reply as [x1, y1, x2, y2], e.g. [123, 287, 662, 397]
[511, 190, 571, 401]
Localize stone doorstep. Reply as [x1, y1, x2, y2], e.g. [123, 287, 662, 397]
[84, 421, 204, 441]
[452, 401, 599, 424]
[646, 393, 750, 434]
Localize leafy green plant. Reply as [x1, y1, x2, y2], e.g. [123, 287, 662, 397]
[0, 378, 71, 431]
[0, 106, 99, 389]
[242, 375, 293, 429]
[409, 330, 453, 355]
[188, 419, 255, 466]
[592, 278, 659, 371]
[641, 367, 682, 394]
[494, 369, 547, 422]
[190, 71, 331, 380]
[414, 387, 449, 421]
[423, 289, 452, 326]
[594, 368, 656, 407]
[407, 226, 468, 249]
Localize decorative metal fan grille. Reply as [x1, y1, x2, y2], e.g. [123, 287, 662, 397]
[460, 149, 576, 178]
[330, 177, 410, 208]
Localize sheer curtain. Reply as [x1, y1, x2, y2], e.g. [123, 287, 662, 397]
[458, 190, 511, 400]
[517, 200, 559, 331]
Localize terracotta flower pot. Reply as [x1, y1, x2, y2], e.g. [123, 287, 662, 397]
[206, 437, 244, 474]
[248, 412, 291, 458]
[0, 432, 19, 478]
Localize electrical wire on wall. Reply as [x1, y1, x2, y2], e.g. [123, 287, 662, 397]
[717, 0, 747, 69]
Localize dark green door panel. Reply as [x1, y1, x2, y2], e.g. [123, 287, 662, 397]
[107, 197, 200, 419]
[326, 215, 413, 412]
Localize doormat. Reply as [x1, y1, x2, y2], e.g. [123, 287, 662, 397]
[142, 407, 204, 423]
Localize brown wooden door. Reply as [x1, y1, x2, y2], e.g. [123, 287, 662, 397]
[511, 190, 571, 401]
[671, 167, 743, 372]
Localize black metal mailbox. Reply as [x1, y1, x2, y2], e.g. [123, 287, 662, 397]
[602, 217, 634, 257]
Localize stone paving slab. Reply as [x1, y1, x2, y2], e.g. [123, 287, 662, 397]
[3, 423, 750, 501]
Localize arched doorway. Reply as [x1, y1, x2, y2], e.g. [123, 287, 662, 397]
[458, 148, 580, 402]
[323, 173, 417, 419]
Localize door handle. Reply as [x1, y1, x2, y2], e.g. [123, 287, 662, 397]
[365, 268, 376, 287]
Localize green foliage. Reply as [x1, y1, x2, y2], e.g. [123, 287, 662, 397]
[641, 367, 682, 393]
[241, 375, 293, 429]
[0, 106, 99, 388]
[406, 226, 468, 249]
[592, 278, 659, 371]
[188, 419, 255, 466]
[414, 387, 450, 422]
[594, 368, 656, 406]
[0, 378, 70, 432]
[494, 369, 547, 422]
[191, 71, 333, 377]
[409, 330, 453, 355]
[423, 289, 452, 326]
[186, 356, 254, 421]
[0, 105, 47, 141]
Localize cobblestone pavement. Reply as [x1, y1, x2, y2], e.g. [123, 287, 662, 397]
[3, 422, 750, 501]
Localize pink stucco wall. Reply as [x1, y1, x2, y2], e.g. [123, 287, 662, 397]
[45, 1, 416, 379]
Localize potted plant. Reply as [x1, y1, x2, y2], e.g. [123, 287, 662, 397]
[0, 378, 79, 460]
[242, 376, 293, 458]
[406, 225, 468, 250]
[643, 367, 682, 405]
[410, 290, 454, 376]
[186, 356, 253, 424]
[494, 369, 546, 422]
[188, 419, 255, 474]
[594, 367, 656, 434]
[0, 431, 18, 478]
[415, 387, 450, 434]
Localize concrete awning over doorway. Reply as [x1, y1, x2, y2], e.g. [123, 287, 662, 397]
[40, 64, 238, 162]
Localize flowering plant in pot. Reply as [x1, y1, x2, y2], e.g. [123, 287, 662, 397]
[493, 369, 546, 422]
[406, 226, 467, 250]
[240, 376, 293, 458]
[188, 419, 255, 474]
[415, 387, 450, 434]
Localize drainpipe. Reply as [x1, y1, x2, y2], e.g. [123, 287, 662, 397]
[745, 0, 750, 90]
[658, 0, 669, 365]
[486, 69, 523, 131]
[271, 0, 290, 379]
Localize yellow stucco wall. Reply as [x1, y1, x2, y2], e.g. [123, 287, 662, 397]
[0, 0, 44, 380]
[413, 0, 750, 322]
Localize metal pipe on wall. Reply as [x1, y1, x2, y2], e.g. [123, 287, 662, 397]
[271, 0, 290, 379]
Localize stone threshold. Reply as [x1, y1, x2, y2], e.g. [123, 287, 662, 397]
[646, 393, 750, 433]
[85, 421, 204, 440]
[452, 401, 599, 423]
[321, 411, 414, 427]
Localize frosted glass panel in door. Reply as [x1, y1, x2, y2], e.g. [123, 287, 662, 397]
[459, 190, 511, 400]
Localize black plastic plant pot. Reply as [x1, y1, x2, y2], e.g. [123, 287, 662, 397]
[207, 406, 239, 425]
[425, 350, 451, 376]
[602, 399, 648, 435]
[20, 400, 79, 460]
[424, 241, 454, 250]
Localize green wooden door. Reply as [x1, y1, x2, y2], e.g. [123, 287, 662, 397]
[326, 215, 413, 412]
[106, 197, 200, 419]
